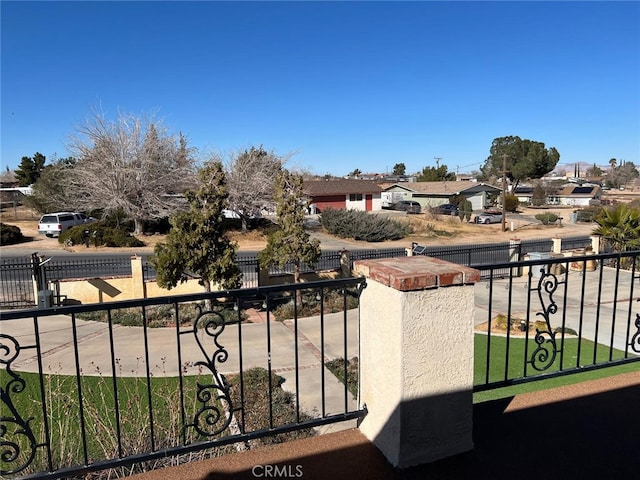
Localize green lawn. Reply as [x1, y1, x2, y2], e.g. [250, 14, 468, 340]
[473, 333, 638, 402]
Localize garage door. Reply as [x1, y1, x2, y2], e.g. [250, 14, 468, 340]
[314, 195, 346, 212]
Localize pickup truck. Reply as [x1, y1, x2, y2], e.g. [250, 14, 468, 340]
[38, 212, 95, 237]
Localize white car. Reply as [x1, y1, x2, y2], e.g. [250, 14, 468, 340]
[38, 212, 95, 237]
[474, 211, 503, 224]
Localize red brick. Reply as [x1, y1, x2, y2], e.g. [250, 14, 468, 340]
[353, 256, 480, 291]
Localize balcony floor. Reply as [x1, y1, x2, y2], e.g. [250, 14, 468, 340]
[130, 370, 640, 480]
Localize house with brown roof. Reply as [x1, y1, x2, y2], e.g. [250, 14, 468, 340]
[553, 185, 602, 206]
[381, 181, 501, 211]
[515, 184, 601, 206]
[303, 179, 383, 213]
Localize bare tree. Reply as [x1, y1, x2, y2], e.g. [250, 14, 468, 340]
[225, 146, 284, 231]
[67, 110, 196, 234]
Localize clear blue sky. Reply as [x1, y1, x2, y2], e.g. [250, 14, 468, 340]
[2, 1, 639, 176]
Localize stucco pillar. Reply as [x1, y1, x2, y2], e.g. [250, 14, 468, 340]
[552, 237, 562, 254]
[354, 257, 479, 468]
[591, 235, 601, 254]
[130, 255, 146, 299]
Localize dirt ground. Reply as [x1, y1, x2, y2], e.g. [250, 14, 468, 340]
[0, 205, 596, 254]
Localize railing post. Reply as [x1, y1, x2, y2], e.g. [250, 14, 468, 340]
[130, 255, 146, 299]
[509, 238, 522, 277]
[591, 235, 601, 254]
[354, 256, 480, 468]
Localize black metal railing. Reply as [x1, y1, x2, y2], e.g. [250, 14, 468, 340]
[44, 257, 132, 281]
[350, 247, 407, 266]
[0, 257, 35, 308]
[473, 250, 640, 392]
[0, 277, 365, 479]
[142, 256, 260, 288]
[267, 251, 344, 276]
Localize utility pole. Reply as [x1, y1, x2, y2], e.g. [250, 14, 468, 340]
[434, 157, 442, 169]
[501, 154, 509, 232]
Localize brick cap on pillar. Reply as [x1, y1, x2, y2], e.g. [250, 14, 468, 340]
[353, 256, 480, 292]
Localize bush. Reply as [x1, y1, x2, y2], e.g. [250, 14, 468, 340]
[325, 357, 359, 398]
[457, 199, 473, 222]
[59, 222, 145, 247]
[504, 194, 520, 213]
[271, 287, 360, 321]
[0, 223, 25, 244]
[320, 208, 410, 242]
[77, 302, 246, 327]
[535, 212, 559, 225]
[227, 367, 315, 446]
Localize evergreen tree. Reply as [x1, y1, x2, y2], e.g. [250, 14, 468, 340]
[258, 170, 321, 285]
[151, 161, 242, 299]
[392, 163, 406, 176]
[15, 152, 46, 186]
[417, 164, 455, 182]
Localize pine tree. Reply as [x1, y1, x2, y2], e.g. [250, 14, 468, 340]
[151, 161, 242, 299]
[15, 152, 46, 186]
[258, 170, 321, 285]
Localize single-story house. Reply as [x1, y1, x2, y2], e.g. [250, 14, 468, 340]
[554, 185, 602, 206]
[381, 181, 501, 211]
[303, 179, 383, 213]
[515, 185, 601, 206]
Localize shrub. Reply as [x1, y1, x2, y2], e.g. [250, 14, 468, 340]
[325, 357, 359, 398]
[77, 303, 246, 327]
[59, 222, 145, 247]
[0, 223, 25, 244]
[227, 367, 315, 446]
[458, 199, 473, 222]
[271, 287, 360, 321]
[320, 208, 410, 242]
[504, 194, 520, 213]
[535, 213, 559, 225]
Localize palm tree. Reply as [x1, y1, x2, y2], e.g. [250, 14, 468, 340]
[593, 203, 640, 253]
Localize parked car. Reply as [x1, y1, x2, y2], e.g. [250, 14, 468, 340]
[474, 210, 503, 224]
[38, 212, 95, 237]
[432, 204, 459, 216]
[390, 200, 421, 214]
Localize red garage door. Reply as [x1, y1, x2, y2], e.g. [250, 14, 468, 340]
[314, 195, 346, 212]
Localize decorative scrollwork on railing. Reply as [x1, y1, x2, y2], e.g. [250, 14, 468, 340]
[184, 308, 234, 438]
[630, 312, 640, 354]
[530, 270, 559, 371]
[1, 334, 38, 476]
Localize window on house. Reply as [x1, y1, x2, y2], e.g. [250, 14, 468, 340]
[349, 194, 363, 201]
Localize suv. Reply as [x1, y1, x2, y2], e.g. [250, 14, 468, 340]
[38, 212, 94, 237]
[390, 200, 421, 214]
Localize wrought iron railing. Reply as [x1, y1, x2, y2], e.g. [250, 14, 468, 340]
[0, 277, 365, 479]
[473, 250, 640, 392]
[0, 257, 35, 308]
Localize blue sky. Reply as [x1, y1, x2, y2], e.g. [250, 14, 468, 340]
[2, 1, 639, 176]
